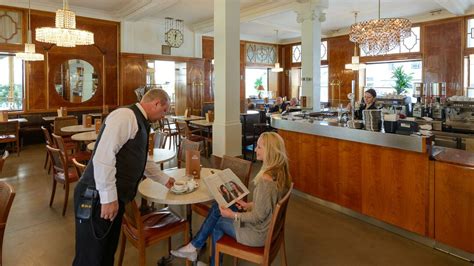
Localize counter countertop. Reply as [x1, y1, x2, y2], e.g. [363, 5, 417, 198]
[271, 115, 429, 153]
[432, 146, 474, 168]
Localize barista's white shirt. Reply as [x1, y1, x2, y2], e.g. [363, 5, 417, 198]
[93, 103, 170, 204]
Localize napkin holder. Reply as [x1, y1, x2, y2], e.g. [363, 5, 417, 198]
[83, 115, 92, 127]
[94, 119, 102, 134]
[0, 111, 8, 122]
[57, 107, 68, 117]
[184, 108, 191, 118]
[206, 111, 214, 123]
[186, 150, 201, 179]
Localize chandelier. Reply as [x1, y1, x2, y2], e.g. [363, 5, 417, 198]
[16, 0, 44, 61]
[35, 0, 94, 47]
[349, 0, 411, 56]
[271, 30, 283, 73]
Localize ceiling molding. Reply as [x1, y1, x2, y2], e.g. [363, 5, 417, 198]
[250, 19, 301, 34]
[115, 0, 179, 21]
[433, 0, 471, 15]
[192, 0, 297, 33]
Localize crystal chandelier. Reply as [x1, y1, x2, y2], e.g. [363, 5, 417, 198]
[271, 30, 283, 73]
[349, 0, 411, 56]
[16, 0, 44, 61]
[35, 0, 94, 47]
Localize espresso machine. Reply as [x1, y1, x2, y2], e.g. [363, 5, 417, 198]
[445, 99, 474, 133]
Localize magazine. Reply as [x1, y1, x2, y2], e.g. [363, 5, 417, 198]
[203, 168, 250, 208]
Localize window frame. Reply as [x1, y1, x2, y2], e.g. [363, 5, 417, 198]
[0, 53, 25, 111]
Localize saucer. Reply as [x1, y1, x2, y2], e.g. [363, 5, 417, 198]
[170, 186, 198, 195]
[171, 186, 187, 194]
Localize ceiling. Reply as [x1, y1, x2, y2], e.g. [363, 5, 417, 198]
[2, 0, 474, 42]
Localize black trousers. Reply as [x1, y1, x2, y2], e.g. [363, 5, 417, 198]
[72, 182, 125, 266]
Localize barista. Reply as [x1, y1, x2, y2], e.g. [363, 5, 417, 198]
[347, 88, 378, 119]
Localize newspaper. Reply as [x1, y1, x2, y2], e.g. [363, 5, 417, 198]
[203, 168, 250, 208]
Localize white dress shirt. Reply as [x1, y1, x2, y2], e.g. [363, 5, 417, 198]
[93, 103, 171, 204]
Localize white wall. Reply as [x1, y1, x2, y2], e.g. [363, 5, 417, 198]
[121, 19, 196, 58]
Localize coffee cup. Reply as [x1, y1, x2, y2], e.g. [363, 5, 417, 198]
[187, 180, 198, 191]
[173, 181, 187, 191]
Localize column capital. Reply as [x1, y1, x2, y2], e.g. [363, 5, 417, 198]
[295, 0, 328, 23]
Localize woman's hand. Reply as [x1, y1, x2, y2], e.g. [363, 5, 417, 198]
[219, 205, 235, 218]
[235, 200, 251, 211]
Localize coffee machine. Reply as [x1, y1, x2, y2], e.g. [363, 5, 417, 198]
[445, 99, 474, 133]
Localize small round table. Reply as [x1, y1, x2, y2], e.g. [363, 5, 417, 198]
[86, 141, 96, 151]
[61, 125, 95, 133]
[71, 131, 98, 142]
[149, 148, 176, 164]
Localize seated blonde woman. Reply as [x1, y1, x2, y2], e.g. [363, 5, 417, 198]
[171, 132, 292, 265]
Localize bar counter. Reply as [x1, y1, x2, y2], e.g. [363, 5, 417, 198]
[272, 116, 473, 260]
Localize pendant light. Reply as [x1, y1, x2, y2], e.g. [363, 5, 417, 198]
[345, 12, 366, 71]
[15, 0, 44, 61]
[35, 0, 94, 47]
[271, 30, 283, 73]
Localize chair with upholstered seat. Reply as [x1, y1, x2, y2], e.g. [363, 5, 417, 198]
[117, 199, 191, 266]
[0, 121, 20, 156]
[0, 181, 15, 266]
[215, 183, 294, 266]
[46, 145, 79, 216]
[52, 133, 91, 165]
[176, 121, 208, 156]
[192, 155, 252, 218]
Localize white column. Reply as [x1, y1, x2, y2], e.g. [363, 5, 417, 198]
[212, 0, 242, 157]
[194, 32, 203, 58]
[296, 0, 327, 111]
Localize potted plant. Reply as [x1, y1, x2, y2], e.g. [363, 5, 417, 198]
[392, 66, 413, 95]
[254, 77, 265, 98]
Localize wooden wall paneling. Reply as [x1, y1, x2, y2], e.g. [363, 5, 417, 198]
[281, 44, 292, 98]
[434, 162, 474, 253]
[120, 53, 146, 106]
[316, 136, 339, 203]
[328, 36, 354, 106]
[202, 37, 214, 60]
[187, 60, 206, 114]
[27, 10, 119, 112]
[422, 18, 463, 96]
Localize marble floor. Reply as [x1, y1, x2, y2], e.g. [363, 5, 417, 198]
[0, 144, 470, 266]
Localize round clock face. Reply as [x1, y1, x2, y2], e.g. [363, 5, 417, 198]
[165, 29, 184, 48]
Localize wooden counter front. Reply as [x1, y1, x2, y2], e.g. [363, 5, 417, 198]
[279, 129, 431, 236]
[434, 162, 474, 253]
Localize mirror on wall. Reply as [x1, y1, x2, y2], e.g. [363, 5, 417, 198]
[54, 59, 98, 103]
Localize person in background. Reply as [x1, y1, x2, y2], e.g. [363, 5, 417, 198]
[288, 97, 298, 107]
[347, 88, 378, 119]
[247, 102, 256, 111]
[73, 88, 172, 266]
[170, 132, 292, 265]
[269, 97, 288, 113]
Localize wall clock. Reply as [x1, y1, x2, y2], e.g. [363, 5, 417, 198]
[165, 29, 184, 48]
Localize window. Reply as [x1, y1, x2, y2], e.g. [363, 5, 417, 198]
[365, 61, 422, 100]
[291, 41, 327, 63]
[361, 26, 421, 56]
[463, 55, 474, 97]
[467, 18, 474, 48]
[246, 43, 277, 65]
[245, 68, 268, 98]
[0, 54, 23, 111]
[320, 66, 329, 102]
[0, 9, 23, 44]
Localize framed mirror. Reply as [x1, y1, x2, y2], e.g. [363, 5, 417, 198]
[53, 59, 99, 103]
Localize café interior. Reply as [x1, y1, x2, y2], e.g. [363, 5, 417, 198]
[0, 0, 473, 265]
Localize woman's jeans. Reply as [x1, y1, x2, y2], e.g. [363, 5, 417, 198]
[191, 202, 238, 266]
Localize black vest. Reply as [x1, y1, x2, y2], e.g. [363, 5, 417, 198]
[80, 105, 150, 203]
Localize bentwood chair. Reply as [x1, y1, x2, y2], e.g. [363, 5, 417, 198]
[177, 139, 201, 169]
[0, 151, 8, 174]
[0, 121, 20, 156]
[72, 158, 86, 178]
[46, 145, 79, 216]
[117, 200, 191, 266]
[176, 121, 208, 156]
[215, 183, 294, 266]
[192, 155, 252, 218]
[0, 181, 15, 266]
[51, 133, 91, 165]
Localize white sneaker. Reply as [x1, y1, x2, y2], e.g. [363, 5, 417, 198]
[170, 247, 198, 261]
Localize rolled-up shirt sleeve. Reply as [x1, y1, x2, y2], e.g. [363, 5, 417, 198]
[143, 160, 172, 185]
[93, 108, 138, 204]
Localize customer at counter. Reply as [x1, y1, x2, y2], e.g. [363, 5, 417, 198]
[269, 96, 288, 113]
[347, 88, 378, 119]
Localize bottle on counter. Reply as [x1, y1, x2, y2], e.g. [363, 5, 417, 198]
[413, 102, 423, 118]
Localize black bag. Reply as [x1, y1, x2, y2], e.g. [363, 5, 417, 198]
[76, 187, 98, 220]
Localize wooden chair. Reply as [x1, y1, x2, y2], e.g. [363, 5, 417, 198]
[0, 181, 15, 266]
[0, 151, 8, 173]
[117, 200, 191, 266]
[72, 158, 86, 177]
[215, 183, 294, 266]
[46, 145, 79, 216]
[0, 121, 20, 156]
[158, 118, 179, 150]
[53, 116, 78, 148]
[177, 139, 201, 169]
[176, 121, 208, 156]
[192, 155, 252, 217]
[51, 133, 91, 165]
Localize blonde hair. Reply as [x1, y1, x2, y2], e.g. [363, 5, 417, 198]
[141, 88, 170, 104]
[254, 132, 291, 191]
